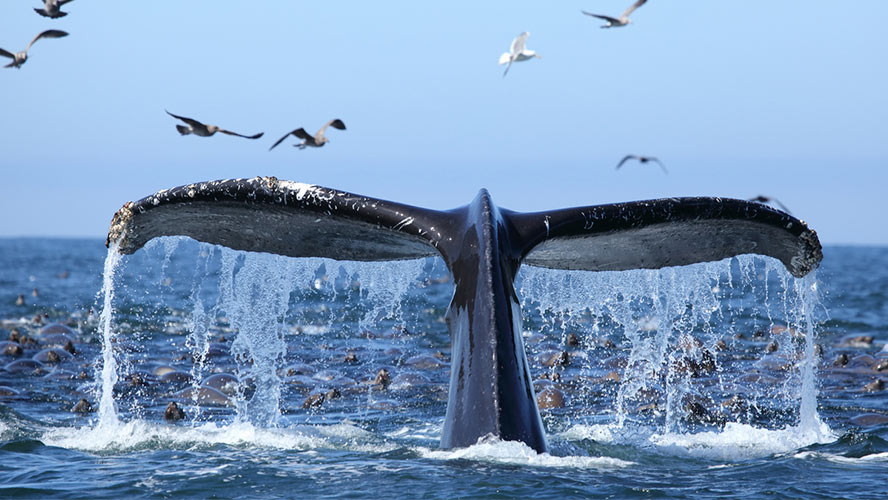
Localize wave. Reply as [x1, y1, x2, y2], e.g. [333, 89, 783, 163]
[40, 419, 395, 454]
[560, 420, 836, 461]
[794, 451, 888, 464]
[416, 435, 634, 468]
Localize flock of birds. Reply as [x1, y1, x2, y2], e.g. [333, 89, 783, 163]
[1, 1, 70, 67]
[3, 0, 791, 212]
[164, 111, 348, 152]
[497, 1, 668, 174]
[3, 1, 349, 154]
[493, 1, 790, 211]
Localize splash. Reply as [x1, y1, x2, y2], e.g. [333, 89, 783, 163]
[418, 435, 633, 468]
[41, 420, 393, 454]
[519, 254, 833, 451]
[216, 249, 300, 426]
[92, 234, 428, 436]
[793, 273, 828, 438]
[95, 238, 125, 428]
[561, 420, 833, 461]
[336, 259, 426, 331]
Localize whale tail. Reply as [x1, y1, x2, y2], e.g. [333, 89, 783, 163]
[108, 176, 821, 278]
[107, 176, 822, 453]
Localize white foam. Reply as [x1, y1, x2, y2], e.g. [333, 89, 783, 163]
[559, 423, 619, 443]
[417, 436, 633, 468]
[561, 421, 836, 461]
[40, 420, 394, 454]
[648, 421, 836, 460]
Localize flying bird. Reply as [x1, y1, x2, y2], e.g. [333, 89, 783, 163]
[749, 195, 792, 214]
[582, 0, 648, 28]
[0, 30, 68, 69]
[165, 110, 263, 140]
[34, 0, 75, 19]
[499, 32, 540, 78]
[616, 155, 667, 173]
[269, 119, 347, 150]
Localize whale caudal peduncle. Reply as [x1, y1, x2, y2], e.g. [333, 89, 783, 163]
[107, 176, 823, 454]
[437, 189, 547, 452]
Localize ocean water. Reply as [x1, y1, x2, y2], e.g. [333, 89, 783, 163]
[0, 238, 886, 499]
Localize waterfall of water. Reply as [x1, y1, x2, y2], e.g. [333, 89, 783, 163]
[96, 239, 125, 428]
[213, 249, 299, 426]
[336, 259, 427, 332]
[183, 244, 216, 418]
[518, 255, 828, 436]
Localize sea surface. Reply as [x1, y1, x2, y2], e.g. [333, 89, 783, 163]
[0, 238, 885, 499]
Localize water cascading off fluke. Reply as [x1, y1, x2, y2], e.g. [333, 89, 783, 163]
[104, 176, 823, 453]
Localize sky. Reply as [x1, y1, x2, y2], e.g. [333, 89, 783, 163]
[1, 1, 885, 245]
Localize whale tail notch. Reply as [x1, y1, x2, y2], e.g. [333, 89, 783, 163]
[107, 176, 822, 453]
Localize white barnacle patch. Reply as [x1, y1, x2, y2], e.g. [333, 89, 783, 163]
[278, 180, 317, 201]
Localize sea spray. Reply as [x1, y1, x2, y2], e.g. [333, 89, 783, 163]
[96, 238, 125, 428]
[336, 259, 426, 332]
[792, 272, 828, 438]
[215, 249, 299, 426]
[184, 244, 216, 417]
[519, 254, 831, 440]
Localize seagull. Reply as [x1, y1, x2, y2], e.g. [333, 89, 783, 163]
[582, 0, 648, 28]
[269, 119, 347, 150]
[165, 110, 263, 140]
[35, 0, 75, 19]
[0, 30, 68, 69]
[499, 32, 540, 78]
[615, 155, 667, 173]
[749, 195, 792, 214]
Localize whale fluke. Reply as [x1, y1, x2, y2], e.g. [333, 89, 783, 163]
[108, 177, 444, 261]
[107, 176, 822, 453]
[512, 197, 821, 278]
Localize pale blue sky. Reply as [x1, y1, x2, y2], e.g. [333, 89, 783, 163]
[1, 1, 885, 244]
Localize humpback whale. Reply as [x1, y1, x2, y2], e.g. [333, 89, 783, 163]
[107, 176, 822, 454]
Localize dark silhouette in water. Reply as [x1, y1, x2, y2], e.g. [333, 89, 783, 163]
[107, 176, 822, 453]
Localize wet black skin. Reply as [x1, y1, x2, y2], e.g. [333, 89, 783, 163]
[436, 191, 547, 452]
[108, 176, 822, 454]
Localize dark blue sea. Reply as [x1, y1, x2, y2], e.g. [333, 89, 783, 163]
[0, 238, 885, 499]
